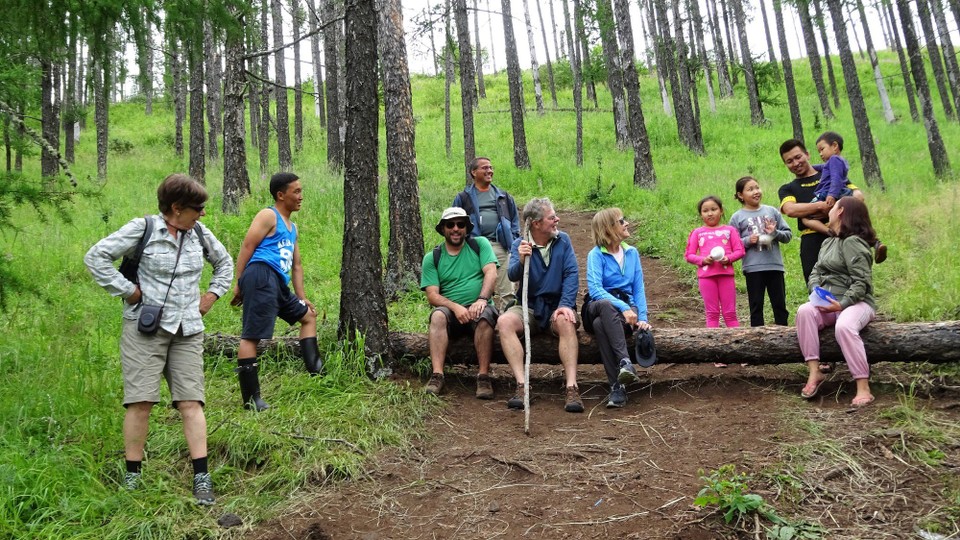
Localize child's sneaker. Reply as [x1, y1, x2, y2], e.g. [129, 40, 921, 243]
[874, 240, 887, 264]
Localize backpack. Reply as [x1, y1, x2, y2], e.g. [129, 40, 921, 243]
[118, 215, 209, 284]
[432, 236, 481, 271]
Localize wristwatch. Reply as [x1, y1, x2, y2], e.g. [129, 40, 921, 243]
[477, 294, 490, 302]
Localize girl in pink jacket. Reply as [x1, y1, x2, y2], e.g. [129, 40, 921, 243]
[685, 196, 746, 343]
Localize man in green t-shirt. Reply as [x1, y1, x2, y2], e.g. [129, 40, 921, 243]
[420, 207, 499, 398]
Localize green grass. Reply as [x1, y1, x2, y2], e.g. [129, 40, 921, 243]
[1, 49, 959, 538]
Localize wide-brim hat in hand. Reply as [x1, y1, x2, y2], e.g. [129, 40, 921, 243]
[435, 207, 474, 235]
[634, 328, 657, 368]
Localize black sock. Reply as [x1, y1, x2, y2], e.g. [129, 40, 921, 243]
[126, 460, 142, 474]
[192, 456, 208, 475]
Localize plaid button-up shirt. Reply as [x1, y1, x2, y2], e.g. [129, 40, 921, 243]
[84, 215, 234, 336]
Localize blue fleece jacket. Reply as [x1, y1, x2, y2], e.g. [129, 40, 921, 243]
[453, 184, 521, 250]
[507, 232, 579, 330]
[585, 243, 648, 322]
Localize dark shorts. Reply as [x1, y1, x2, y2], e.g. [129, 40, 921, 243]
[240, 262, 308, 340]
[429, 304, 499, 337]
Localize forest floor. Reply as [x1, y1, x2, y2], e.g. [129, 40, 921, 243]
[247, 212, 960, 539]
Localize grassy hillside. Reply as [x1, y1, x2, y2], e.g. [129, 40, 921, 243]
[0, 51, 958, 538]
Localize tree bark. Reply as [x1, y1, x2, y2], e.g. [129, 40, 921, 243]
[732, 0, 764, 125]
[774, 0, 804, 143]
[444, 0, 454, 158]
[40, 60, 59, 178]
[203, 17, 222, 161]
[707, 0, 733, 97]
[885, 0, 919, 122]
[656, 0, 703, 153]
[613, 0, 656, 188]
[597, 0, 629, 148]
[757, 0, 781, 81]
[259, 0, 272, 176]
[565, 0, 584, 166]
[930, 0, 960, 118]
[811, 0, 841, 109]
[896, 0, 951, 177]
[310, 0, 327, 125]
[916, 0, 956, 120]
[427, 0, 440, 76]
[95, 55, 108, 181]
[380, 0, 426, 297]
[454, 0, 478, 174]
[826, 0, 883, 189]
[188, 42, 206, 184]
[205, 321, 960, 366]
[856, 0, 894, 123]
[474, 0, 486, 99]
[719, 0, 738, 85]
[501, 0, 532, 169]
[576, 0, 598, 107]
[171, 36, 186, 158]
[521, 0, 545, 113]
[536, 0, 559, 107]
[340, 0, 390, 358]
[222, 7, 251, 215]
[65, 15, 77, 164]
[688, 0, 716, 113]
[797, 0, 834, 119]
[488, 0, 498, 72]
[135, 7, 154, 116]
[323, 0, 343, 170]
[272, 0, 293, 170]
[292, 0, 305, 152]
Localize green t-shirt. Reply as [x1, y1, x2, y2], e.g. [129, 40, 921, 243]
[420, 237, 498, 306]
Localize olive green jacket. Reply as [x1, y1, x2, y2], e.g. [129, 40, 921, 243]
[808, 235, 875, 310]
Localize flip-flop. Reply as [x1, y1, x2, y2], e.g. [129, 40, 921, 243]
[801, 378, 826, 399]
[851, 395, 875, 407]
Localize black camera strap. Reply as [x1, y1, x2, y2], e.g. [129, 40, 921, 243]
[155, 230, 187, 308]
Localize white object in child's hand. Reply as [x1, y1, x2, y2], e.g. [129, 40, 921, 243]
[709, 246, 725, 260]
[758, 233, 773, 248]
[808, 286, 837, 308]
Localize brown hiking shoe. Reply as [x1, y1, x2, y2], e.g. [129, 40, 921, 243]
[475, 374, 494, 399]
[564, 385, 584, 413]
[507, 383, 526, 410]
[874, 240, 887, 264]
[424, 373, 444, 395]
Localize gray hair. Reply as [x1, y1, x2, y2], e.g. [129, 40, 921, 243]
[522, 197, 554, 224]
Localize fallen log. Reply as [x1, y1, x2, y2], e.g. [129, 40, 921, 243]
[204, 321, 960, 365]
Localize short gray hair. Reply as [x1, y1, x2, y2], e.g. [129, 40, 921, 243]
[522, 197, 554, 224]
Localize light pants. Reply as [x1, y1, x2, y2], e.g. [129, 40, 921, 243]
[491, 242, 515, 310]
[796, 301, 876, 379]
[698, 275, 739, 328]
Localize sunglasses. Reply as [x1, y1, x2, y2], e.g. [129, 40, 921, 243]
[618, 218, 628, 225]
[445, 221, 469, 230]
[187, 204, 206, 212]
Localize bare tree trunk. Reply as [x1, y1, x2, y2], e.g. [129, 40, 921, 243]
[95, 55, 108, 181]
[896, 0, 951, 177]
[487, 0, 498, 72]
[671, 0, 704, 147]
[706, 0, 732, 98]
[732, 0, 763, 125]
[135, 8, 154, 116]
[309, 0, 327, 125]
[686, 0, 715, 113]
[380, 0, 426, 297]
[188, 43, 206, 184]
[576, 2, 598, 107]
[340, 0, 389, 357]
[65, 16, 77, 164]
[247, 39, 260, 148]
[917, 0, 956, 120]
[323, 0, 344, 170]
[502, 0, 532, 168]
[536, 0, 559, 107]
[548, 0, 562, 61]
[798, 0, 834, 119]
[222, 10, 251, 215]
[826, 0, 883, 189]
[811, 0, 841, 109]
[597, 0, 629, 148]
[292, 0, 304, 152]
[454, 0, 478, 176]
[40, 61, 59, 178]
[719, 0, 738, 85]
[931, 0, 960, 117]
[646, 0, 672, 115]
[444, 0, 454, 158]
[885, 0, 919, 122]
[426, 1, 440, 76]
[856, 0, 895, 123]
[613, 0, 656, 187]
[562, 0, 576, 62]
[655, 0, 701, 153]
[168, 33, 186, 158]
[259, 0, 272, 176]
[876, 0, 891, 50]
[846, 5, 865, 59]
[272, 0, 293, 170]
[565, 0, 584, 165]
[757, 0, 781, 81]
[474, 0, 487, 99]
[521, 0, 545, 113]
[775, 0, 804, 143]
[203, 18, 222, 161]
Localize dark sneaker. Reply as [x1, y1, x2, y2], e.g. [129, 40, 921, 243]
[424, 373, 444, 395]
[874, 240, 887, 264]
[123, 472, 141, 491]
[564, 386, 584, 413]
[617, 359, 640, 384]
[475, 374, 494, 399]
[606, 383, 627, 408]
[507, 384, 526, 410]
[192, 473, 215, 506]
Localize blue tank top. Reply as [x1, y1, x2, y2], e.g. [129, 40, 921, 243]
[247, 207, 297, 284]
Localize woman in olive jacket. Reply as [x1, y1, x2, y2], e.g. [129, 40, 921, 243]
[796, 197, 878, 407]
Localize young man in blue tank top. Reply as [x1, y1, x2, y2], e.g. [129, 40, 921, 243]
[230, 172, 321, 411]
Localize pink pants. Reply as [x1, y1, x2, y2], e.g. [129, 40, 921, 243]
[698, 275, 739, 328]
[796, 301, 876, 379]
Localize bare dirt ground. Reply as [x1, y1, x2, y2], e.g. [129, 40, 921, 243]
[249, 212, 960, 540]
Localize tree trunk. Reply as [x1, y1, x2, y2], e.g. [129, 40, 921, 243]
[188, 44, 206, 184]
[203, 18, 222, 161]
[291, 0, 304, 152]
[656, 0, 703, 153]
[380, 0, 426, 298]
[732, 0, 764, 125]
[672, 0, 704, 150]
[846, 5, 865, 59]
[565, 0, 584, 166]
[774, 0, 804, 143]
[597, 0, 629, 149]
[719, 0, 738, 85]
[444, 0, 454, 158]
[688, 0, 716, 113]
[896, 0, 951, 177]
[856, 0, 894, 123]
[916, 0, 956, 120]
[259, 0, 272, 176]
[826, 0, 883, 189]
[323, 0, 344, 170]
[576, 2, 598, 107]
[222, 9, 251, 215]
[536, 0, 559, 107]
[757, 0, 781, 81]
[340, 0, 390, 358]
[930, 0, 960, 117]
[798, 0, 834, 119]
[135, 8, 154, 116]
[474, 0, 486, 99]
[876, 0, 891, 50]
[488, 0, 498, 72]
[207, 321, 960, 366]
[95, 55, 108, 181]
[885, 0, 919, 122]
[707, 0, 733, 98]
[65, 16, 77, 164]
[501, 0, 532, 169]
[247, 39, 260, 149]
[613, 0, 656, 188]
[811, 0, 841, 109]
[521, 0, 545, 113]
[562, 0, 576, 64]
[310, 0, 327, 125]
[426, 1, 440, 76]
[40, 61, 59, 178]
[272, 0, 293, 170]
[454, 0, 478, 175]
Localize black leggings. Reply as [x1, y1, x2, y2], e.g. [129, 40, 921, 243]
[744, 271, 788, 326]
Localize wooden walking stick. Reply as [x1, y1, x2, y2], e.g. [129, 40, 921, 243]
[521, 218, 532, 435]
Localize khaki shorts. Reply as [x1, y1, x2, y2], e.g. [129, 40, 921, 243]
[120, 318, 205, 407]
[504, 305, 581, 336]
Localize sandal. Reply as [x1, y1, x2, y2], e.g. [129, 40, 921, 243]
[851, 395, 875, 407]
[801, 377, 826, 399]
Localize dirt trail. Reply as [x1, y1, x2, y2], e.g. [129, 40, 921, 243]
[249, 212, 960, 539]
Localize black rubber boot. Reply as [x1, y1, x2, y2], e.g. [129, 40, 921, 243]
[300, 337, 323, 376]
[235, 358, 270, 411]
